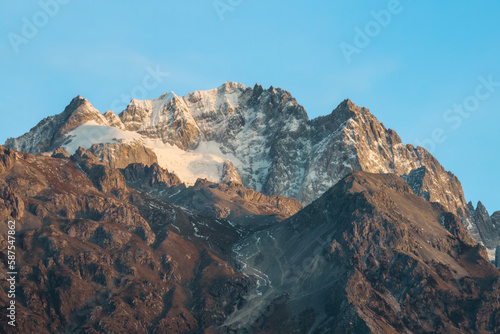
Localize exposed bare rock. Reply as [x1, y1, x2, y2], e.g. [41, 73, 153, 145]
[0, 146, 254, 334]
[1, 142, 499, 333]
[88, 165, 127, 194]
[103, 110, 125, 129]
[220, 160, 242, 184]
[0, 145, 18, 174]
[51, 147, 71, 159]
[120, 92, 202, 150]
[70, 147, 127, 194]
[227, 172, 500, 333]
[2, 86, 477, 225]
[492, 211, 500, 229]
[0, 187, 25, 221]
[3, 83, 500, 333]
[6, 88, 470, 224]
[120, 162, 182, 188]
[3, 85, 481, 241]
[308, 100, 468, 219]
[122, 163, 303, 227]
[468, 201, 500, 249]
[88, 142, 158, 169]
[70, 146, 101, 169]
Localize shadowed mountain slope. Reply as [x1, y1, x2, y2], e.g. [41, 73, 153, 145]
[226, 171, 500, 333]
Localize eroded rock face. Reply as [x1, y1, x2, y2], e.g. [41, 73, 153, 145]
[88, 142, 158, 169]
[221, 160, 242, 184]
[120, 92, 202, 150]
[0, 187, 25, 222]
[492, 211, 500, 226]
[0, 146, 254, 334]
[70, 147, 127, 194]
[51, 147, 71, 159]
[120, 162, 182, 188]
[228, 172, 500, 333]
[467, 201, 500, 249]
[0, 145, 18, 174]
[5, 96, 107, 154]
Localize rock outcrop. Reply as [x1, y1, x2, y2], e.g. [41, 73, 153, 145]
[70, 147, 127, 194]
[121, 162, 182, 188]
[88, 142, 158, 169]
[467, 201, 500, 249]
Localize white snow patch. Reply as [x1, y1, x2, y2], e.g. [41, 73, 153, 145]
[62, 122, 244, 186]
[62, 122, 142, 154]
[193, 141, 243, 169]
[145, 138, 230, 185]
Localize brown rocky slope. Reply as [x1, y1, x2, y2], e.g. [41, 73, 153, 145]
[0, 146, 258, 333]
[1, 144, 500, 333]
[227, 171, 500, 333]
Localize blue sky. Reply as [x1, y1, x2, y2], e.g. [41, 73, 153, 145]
[1, 0, 499, 213]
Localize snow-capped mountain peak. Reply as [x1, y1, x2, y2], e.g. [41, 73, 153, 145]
[6, 82, 497, 247]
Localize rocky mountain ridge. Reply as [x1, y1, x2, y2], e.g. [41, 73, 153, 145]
[5, 82, 500, 249]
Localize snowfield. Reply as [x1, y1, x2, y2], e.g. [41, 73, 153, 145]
[63, 122, 237, 185]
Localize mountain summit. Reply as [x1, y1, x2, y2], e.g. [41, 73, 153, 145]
[5, 82, 500, 247]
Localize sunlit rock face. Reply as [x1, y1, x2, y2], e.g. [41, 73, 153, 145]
[4, 82, 496, 246]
